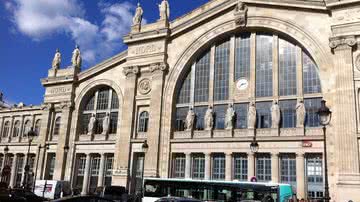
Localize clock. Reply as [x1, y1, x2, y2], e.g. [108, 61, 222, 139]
[236, 79, 249, 90]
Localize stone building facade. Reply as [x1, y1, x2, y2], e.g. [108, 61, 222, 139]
[1, 0, 360, 201]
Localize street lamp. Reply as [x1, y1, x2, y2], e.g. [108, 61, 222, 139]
[142, 140, 149, 154]
[317, 100, 332, 202]
[23, 127, 37, 190]
[249, 136, 259, 181]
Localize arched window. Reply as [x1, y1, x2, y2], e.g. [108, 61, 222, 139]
[81, 88, 119, 134]
[2, 121, 10, 137]
[23, 120, 31, 137]
[175, 32, 322, 131]
[34, 119, 41, 135]
[138, 111, 149, 132]
[13, 121, 20, 137]
[53, 117, 61, 136]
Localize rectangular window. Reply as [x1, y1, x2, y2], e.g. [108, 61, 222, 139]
[95, 113, 106, 134]
[172, 154, 186, 178]
[192, 154, 205, 179]
[235, 34, 251, 80]
[177, 71, 191, 104]
[111, 91, 119, 109]
[280, 154, 296, 189]
[304, 98, 321, 127]
[97, 89, 109, 110]
[256, 34, 273, 97]
[279, 39, 297, 96]
[175, 107, 188, 131]
[303, 52, 321, 94]
[234, 103, 248, 129]
[194, 106, 207, 130]
[110, 112, 118, 134]
[279, 100, 296, 128]
[306, 154, 323, 199]
[75, 156, 86, 190]
[15, 156, 24, 187]
[256, 102, 272, 128]
[214, 40, 230, 101]
[46, 153, 56, 180]
[85, 96, 95, 111]
[256, 154, 271, 182]
[81, 113, 91, 134]
[89, 156, 101, 194]
[212, 154, 225, 180]
[214, 105, 227, 129]
[105, 155, 114, 186]
[195, 51, 210, 103]
[234, 154, 248, 181]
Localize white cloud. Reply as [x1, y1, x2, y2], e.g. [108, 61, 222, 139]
[5, 0, 142, 65]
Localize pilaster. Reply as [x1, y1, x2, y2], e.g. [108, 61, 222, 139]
[97, 153, 106, 187]
[248, 153, 255, 181]
[296, 152, 306, 199]
[225, 152, 232, 181]
[9, 154, 18, 188]
[204, 152, 211, 180]
[81, 153, 91, 195]
[185, 152, 191, 179]
[271, 153, 279, 183]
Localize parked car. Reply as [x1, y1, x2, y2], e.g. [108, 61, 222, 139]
[34, 180, 72, 200]
[95, 186, 132, 202]
[51, 195, 115, 202]
[155, 197, 202, 202]
[9, 188, 48, 202]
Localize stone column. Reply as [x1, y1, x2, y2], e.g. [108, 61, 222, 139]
[113, 66, 138, 187]
[53, 102, 73, 180]
[296, 153, 305, 199]
[248, 153, 255, 180]
[81, 154, 91, 195]
[9, 154, 18, 188]
[144, 63, 168, 178]
[271, 153, 279, 183]
[204, 152, 211, 180]
[225, 152, 232, 181]
[185, 153, 191, 179]
[97, 153, 106, 187]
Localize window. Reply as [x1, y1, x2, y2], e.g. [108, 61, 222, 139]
[175, 107, 188, 131]
[256, 34, 273, 97]
[138, 111, 149, 132]
[214, 40, 230, 101]
[256, 102, 272, 128]
[192, 154, 205, 179]
[234, 154, 248, 181]
[2, 121, 10, 137]
[303, 52, 321, 94]
[279, 100, 296, 128]
[256, 154, 271, 182]
[214, 105, 227, 129]
[235, 34, 251, 80]
[280, 154, 296, 188]
[195, 51, 210, 103]
[23, 120, 32, 137]
[75, 155, 86, 190]
[279, 38, 297, 96]
[53, 117, 61, 136]
[194, 106, 207, 130]
[81, 88, 119, 134]
[306, 154, 323, 199]
[89, 156, 101, 193]
[15, 155, 24, 187]
[212, 154, 225, 180]
[34, 119, 41, 135]
[105, 155, 113, 186]
[13, 121, 20, 137]
[177, 72, 191, 104]
[305, 98, 321, 127]
[172, 154, 186, 178]
[46, 153, 56, 180]
[234, 104, 248, 129]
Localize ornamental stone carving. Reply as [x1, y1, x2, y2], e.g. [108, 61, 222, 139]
[296, 99, 306, 128]
[71, 45, 82, 69]
[225, 104, 235, 130]
[150, 63, 168, 73]
[234, 1, 248, 27]
[133, 3, 143, 25]
[329, 36, 356, 50]
[271, 100, 280, 129]
[102, 113, 110, 135]
[159, 0, 170, 21]
[185, 107, 195, 131]
[355, 54, 360, 71]
[52, 49, 61, 69]
[138, 78, 152, 95]
[87, 113, 96, 135]
[204, 106, 214, 131]
[123, 66, 139, 77]
[41, 103, 53, 111]
[248, 102, 256, 129]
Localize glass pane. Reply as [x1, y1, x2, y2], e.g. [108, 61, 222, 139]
[234, 103, 248, 129]
[173, 154, 186, 178]
[177, 71, 191, 104]
[279, 100, 296, 128]
[111, 90, 119, 109]
[195, 51, 210, 103]
[256, 102, 272, 128]
[214, 40, 230, 101]
[234, 154, 248, 181]
[194, 106, 207, 130]
[110, 112, 118, 134]
[85, 94, 95, 111]
[214, 105, 227, 129]
[192, 155, 205, 179]
[256, 34, 273, 97]
[304, 98, 321, 127]
[235, 33, 251, 80]
[97, 89, 110, 110]
[175, 107, 188, 131]
[303, 52, 321, 94]
[279, 38, 297, 96]
[212, 154, 225, 180]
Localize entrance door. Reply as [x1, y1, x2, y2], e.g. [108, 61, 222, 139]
[131, 153, 144, 195]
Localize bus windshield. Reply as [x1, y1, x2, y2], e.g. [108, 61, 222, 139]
[144, 179, 279, 202]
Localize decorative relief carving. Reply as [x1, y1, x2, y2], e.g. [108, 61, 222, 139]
[123, 66, 139, 77]
[47, 86, 72, 95]
[150, 62, 168, 73]
[334, 8, 360, 23]
[60, 101, 74, 110]
[129, 43, 163, 56]
[234, 1, 248, 27]
[41, 103, 53, 110]
[329, 36, 356, 49]
[355, 54, 360, 71]
[138, 78, 152, 95]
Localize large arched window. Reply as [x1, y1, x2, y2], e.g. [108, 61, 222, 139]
[2, 121, 10, 137]
[81, 87, 119, 134]
[23, 120, 31, 137]
[175, 32, 322, 131]
[13, 121, 20, 137]
[34, 119, 41, 135]
[138, 111, 149, 132]
[53, 117, 61, 136]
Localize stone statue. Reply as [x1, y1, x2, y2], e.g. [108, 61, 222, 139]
[133, 3, 143, 25]
[52, 49, 61, 69]
[71, 45, 82, 68]
[0, 92, 3, 102]
[248, 102, 256, 129]
[225, 104, 235, 130]
[204, 106, 214, 131]
[296, 99, 306, 128]
[87, 114, 96, 135]
[159, 0, 170, 20]
[271, 100, 281, 129]
[102, 113, 110, 135]
[234, 1, 248, 27]
[185, 107, 195, 131]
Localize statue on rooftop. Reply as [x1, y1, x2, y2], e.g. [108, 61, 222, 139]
[71, 45, 82, 69]
[159, 0, 170, 20]
[133, 3, 143, 25]
[52, 49, 61, 69]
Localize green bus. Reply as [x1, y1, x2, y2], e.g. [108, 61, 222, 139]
[143, 178, 295, 202]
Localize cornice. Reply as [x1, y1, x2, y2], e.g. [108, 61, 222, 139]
[325, 0, 360, 8]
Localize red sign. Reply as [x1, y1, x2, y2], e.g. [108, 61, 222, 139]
[302, 141, 313, 147]
[250, 176, 257, 182]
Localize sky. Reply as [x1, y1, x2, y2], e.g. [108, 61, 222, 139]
[0, 0, 208, 106]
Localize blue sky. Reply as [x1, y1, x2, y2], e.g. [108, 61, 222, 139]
[0, 0, 208, 106]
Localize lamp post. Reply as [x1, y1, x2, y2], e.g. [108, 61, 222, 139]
[1, 145, 9, 183]
[317, 100, 332, 202]
[139, 140, 149, 194]
[23, 127, 37, 190]
[250, 136, 259, 181]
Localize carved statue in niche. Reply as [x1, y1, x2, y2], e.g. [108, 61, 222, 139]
[102, 113, 110, 135]
[87, 114, 96, 135]
[271, 100, 280, 129]
[52, 49, 61, 69]
[204, 106, 214, 131]
[185, 107, 195, 131]
[248, 102, 256, 129]
[133, 3, 143, 25]
[234, 1, 248, 27]
[159, 0, 170, 20]
[71, 45, 82, 68]
[296, 99, 306, 128]
[225, 104, 235, 130]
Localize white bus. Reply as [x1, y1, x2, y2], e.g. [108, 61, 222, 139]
[142, 178, 295, 202]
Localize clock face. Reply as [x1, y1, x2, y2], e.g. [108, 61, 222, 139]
[236, 79, 249, 90]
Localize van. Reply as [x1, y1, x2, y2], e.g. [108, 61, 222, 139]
[34, 180, 71, 199]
